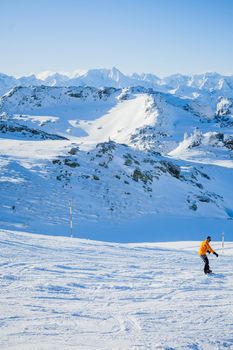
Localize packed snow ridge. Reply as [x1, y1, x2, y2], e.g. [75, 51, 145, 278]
[0, 68, 233, 239]
[0, 230, 233, 350]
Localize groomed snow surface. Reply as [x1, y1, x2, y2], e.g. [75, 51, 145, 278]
[1, 230, 233, 350]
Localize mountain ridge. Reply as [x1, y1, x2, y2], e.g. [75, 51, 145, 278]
[1, 68, 233, 97]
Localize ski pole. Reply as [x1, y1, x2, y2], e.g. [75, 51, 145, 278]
[70, 200, 73, 238]
[221, 232, 224, 254]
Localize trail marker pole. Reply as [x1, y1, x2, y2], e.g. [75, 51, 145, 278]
[70, 201, 73, 238]
[221, 232, 224, 254]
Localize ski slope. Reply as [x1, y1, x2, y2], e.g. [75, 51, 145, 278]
[0, 230, 233, 350]
[78, 93, 157, 149]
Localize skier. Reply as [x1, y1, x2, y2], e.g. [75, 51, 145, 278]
[199, 236, 218, 274]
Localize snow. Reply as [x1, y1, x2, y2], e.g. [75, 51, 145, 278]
[1, 69, 233, 349]
[1, 68, 233, 97]
[169, 131, 233, 168]
[78, 93, 157, 149]
[15, 115, 59, 126]
[1, 133, 233, 239]
[0, 139, 70, 160]
[35, 71, 57, 81]
[1, 83, 233, 237]
[0, 229, 232, 350]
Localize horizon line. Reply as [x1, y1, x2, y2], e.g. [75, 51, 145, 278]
[1, 67, 233, 80]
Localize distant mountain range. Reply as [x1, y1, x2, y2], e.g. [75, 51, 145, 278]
[1, 67, 233, 97]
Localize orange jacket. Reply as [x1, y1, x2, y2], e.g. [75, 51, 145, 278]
[199, 239, 215, 255]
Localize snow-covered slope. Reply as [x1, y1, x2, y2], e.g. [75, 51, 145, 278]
[0, 73, 18, 96]
[0, 70, 233, 240]
[1, 137, 233, 239]
[0, 229, 233, 350]
[0, 86, 160, 143]
[169, 129, 233, 167]
[1, 84, 229, 149]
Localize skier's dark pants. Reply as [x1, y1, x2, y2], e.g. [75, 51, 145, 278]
[200, 254, 210, 273]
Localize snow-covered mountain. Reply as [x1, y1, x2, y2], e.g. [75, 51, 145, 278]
[1, 68, 233, 96]
[0, 73, 18, 97]
[0, 69, 233, 240]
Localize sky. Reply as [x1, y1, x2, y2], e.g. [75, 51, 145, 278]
[1, 0, 233, 77]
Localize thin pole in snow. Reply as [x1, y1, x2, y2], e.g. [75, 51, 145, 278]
[69, 200, 73, 238]
[221, 232, 224, 254]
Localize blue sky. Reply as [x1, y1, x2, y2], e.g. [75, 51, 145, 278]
[1, 0, 233, 77]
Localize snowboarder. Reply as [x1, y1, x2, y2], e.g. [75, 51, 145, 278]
[199, 236, 218, 274]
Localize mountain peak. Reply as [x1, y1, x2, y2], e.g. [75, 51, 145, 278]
[35, 70, 57, 80]
[1, 69, 233, 96]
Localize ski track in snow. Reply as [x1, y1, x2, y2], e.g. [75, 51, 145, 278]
[0, 230, 233, 350]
